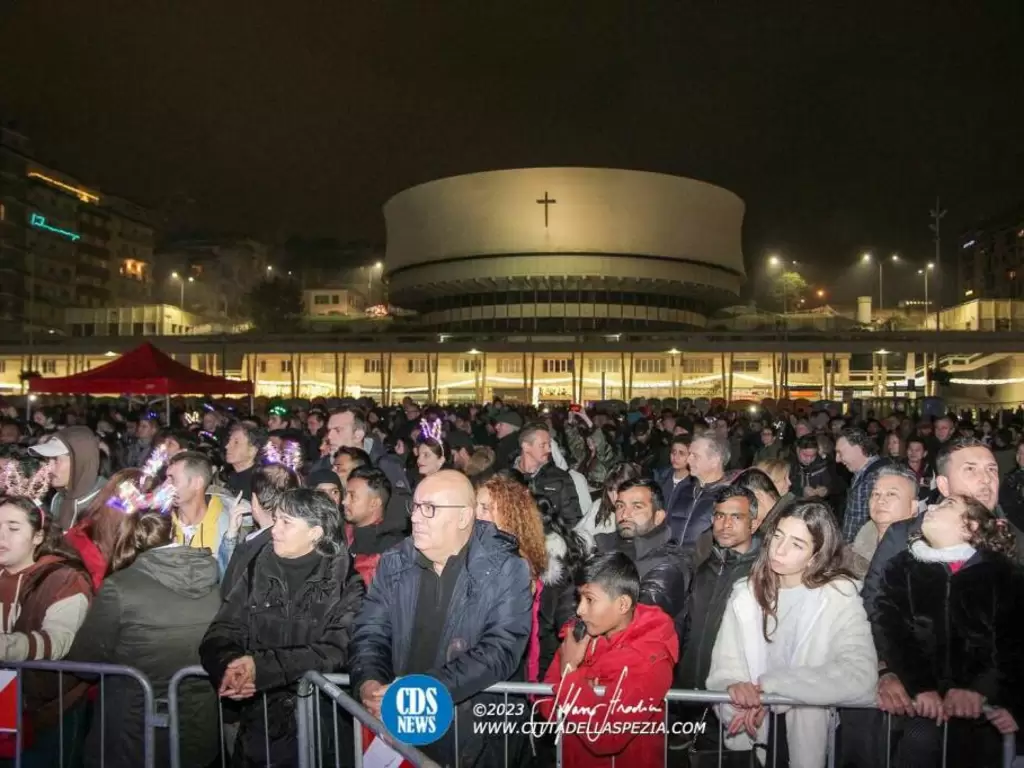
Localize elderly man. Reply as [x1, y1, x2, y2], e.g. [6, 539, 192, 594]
[847, 465, 919, 577]
[836, 427, 892, 542]
[350, 470, 532, 766]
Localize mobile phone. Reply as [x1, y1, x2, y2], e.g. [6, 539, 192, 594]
[572, 617, 587, 642]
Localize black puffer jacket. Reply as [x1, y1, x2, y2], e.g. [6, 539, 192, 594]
[67, 545, 220, 768]
[595, 522, 692, 645]
[792, 455, 847, 512]
[875, 547, 1024, 733]
[666, 476, 728, 547]
[677, 538, 760, 689]
[200, 545, 365, 766]
[519, 460, 583, 529]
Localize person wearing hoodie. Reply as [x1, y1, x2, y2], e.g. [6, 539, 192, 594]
[66, 509, 220, 768]
[30, 426, 106, 531]
[537, 552, 679, 768]
[0, 494, 93, 766]
[341, 465, 407, 586]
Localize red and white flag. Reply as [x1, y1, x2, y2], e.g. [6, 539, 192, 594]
[0, 671, 17, 733]
[362, 727, 414, 768]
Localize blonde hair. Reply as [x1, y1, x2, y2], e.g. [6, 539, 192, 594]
[755, 458, 791, 493]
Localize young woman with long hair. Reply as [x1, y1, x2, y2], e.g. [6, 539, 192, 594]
[575, 461, 642, 540]
[875, 495, 1023, 767]
[476, 472, 592, 681]
[0, 483, 93, 766]
[706, 500, 877, 767]
[63, 467, 146, 589]
[67, 509, 221, 768]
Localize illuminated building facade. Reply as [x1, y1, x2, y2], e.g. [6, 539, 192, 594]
[0, 121, 156, 340]
[959, 205, 1024, 300]
[384, 168, 746, 330]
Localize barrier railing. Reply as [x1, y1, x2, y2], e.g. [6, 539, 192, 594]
[5, 660, 1015, 768]
[1, 660, 157, 768]
[298, 671, 440, 768]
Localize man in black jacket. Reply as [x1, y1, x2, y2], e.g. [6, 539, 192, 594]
[493, 409, 522, 470]
[514, 421, 583, 528]
[594, 478, 691, 643]
[674, 485, 762, 751]
[668, 435, 729, 547]
[791, 434, 847, 512]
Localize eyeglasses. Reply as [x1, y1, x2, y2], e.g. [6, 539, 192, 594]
[405, 500, 467, 519]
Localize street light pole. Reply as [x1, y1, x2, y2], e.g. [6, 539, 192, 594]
[878, 262, 883, 311]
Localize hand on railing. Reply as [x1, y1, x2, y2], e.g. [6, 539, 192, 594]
[877, 672, 915, 717]
[985, 707, 1019, 735]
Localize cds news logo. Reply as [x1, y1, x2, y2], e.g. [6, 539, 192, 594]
[380, 675, 454, 746]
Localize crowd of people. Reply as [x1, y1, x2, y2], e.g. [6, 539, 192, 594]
[0, 395, 1022, 767]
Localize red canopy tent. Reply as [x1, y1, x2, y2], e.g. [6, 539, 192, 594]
[29, 341, 253, 396]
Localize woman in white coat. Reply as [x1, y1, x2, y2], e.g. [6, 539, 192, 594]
[706, 500, 878, 768]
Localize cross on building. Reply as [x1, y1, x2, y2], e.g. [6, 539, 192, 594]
[536, 191, 556, 228]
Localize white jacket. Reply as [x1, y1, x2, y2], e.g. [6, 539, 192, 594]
[706, 577, 878, 768]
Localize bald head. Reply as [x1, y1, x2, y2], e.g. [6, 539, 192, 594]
[411, 469, 477, 572]
[422, 469, 475, 508]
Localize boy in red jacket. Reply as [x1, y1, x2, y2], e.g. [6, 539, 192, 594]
[537, 552, 679, 768]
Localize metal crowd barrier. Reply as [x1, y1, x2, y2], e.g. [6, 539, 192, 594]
[0, 659, 157, 768]
[298, 671, 440, 768]
[2, 660, 1015, 768]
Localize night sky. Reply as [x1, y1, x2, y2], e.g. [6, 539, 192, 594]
[1, 2, 1022, 303]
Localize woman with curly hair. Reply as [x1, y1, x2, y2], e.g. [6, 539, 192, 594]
[476, 473, 590, 681]
[874, 494, 1023, 767]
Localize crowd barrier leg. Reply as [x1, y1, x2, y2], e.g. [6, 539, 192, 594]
[299, 671, 439, 768]
[2, 660, 156, 768]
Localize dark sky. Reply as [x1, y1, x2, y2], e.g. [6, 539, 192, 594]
[1, 2, 1022, 302]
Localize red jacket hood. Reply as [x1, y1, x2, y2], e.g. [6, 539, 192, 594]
[588, 603, 679, 670]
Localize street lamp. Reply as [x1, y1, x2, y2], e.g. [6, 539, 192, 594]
[918, 262, 935, 325]
[816, 289, 825, 299]
[170, 272, 194, 310]
[861, 253, 899, 310]
[368, 262, 384, 303]
[766, 255, 793, 316]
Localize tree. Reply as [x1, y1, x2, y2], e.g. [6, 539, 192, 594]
[767, 271, 808, 312]
[245, 277, 304, 333]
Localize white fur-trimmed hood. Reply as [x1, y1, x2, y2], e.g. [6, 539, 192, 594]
[541, 527, 595, 586]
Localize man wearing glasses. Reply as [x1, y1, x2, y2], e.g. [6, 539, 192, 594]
[350, 469, 533, 766]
